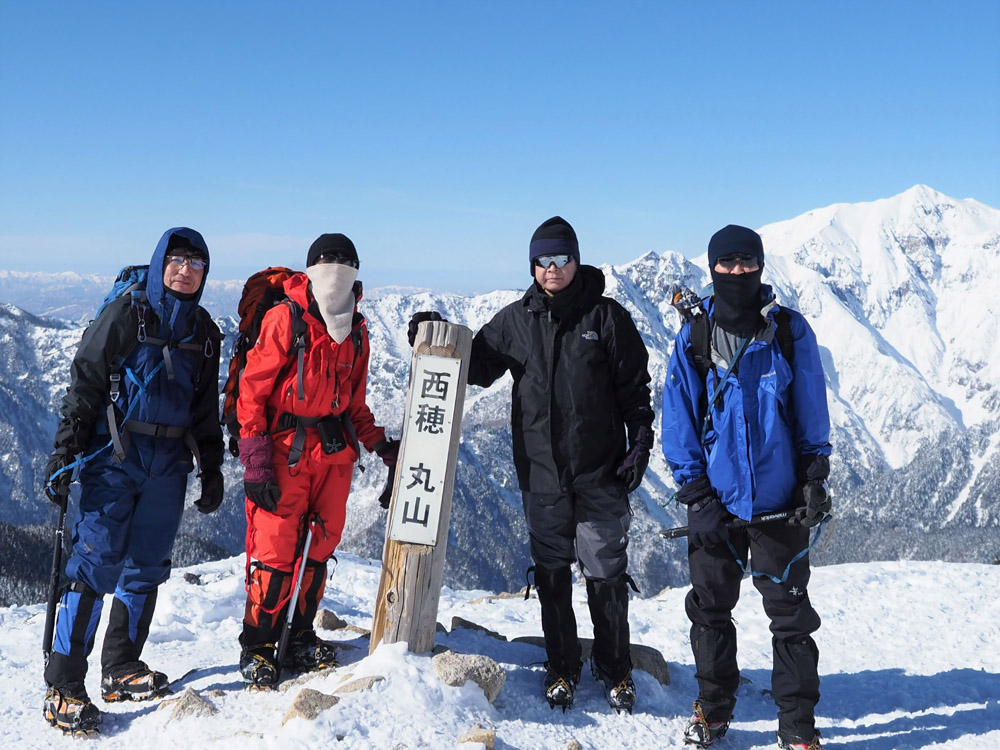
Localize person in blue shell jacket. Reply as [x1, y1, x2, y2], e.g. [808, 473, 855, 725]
[661, 225, 832, 750]
[41, 228, 224, 736]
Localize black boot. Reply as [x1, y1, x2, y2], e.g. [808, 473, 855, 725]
[532, 566, 582, 709]
[587, 575, 635, 712]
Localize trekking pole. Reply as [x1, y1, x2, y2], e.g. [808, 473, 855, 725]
[275, 514, 316, 675]
[659, 510, 794, 539]
[42, 496, 68, 664]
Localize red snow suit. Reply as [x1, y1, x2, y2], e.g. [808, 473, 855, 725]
[237, 273, 386, 570]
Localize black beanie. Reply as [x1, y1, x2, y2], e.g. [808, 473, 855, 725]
[707, 225, 765, 268]
[529, 216, 580, 274]
[307, 233, 359, 268]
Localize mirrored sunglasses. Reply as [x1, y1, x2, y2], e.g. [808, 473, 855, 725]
[534, 254, 574, 269]
[166, 255, 207, 270]
[315, 254, 360, 268]
[715, 254, 759, 270]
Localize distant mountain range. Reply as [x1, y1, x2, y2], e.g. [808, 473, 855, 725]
[2, 185, 998, 606]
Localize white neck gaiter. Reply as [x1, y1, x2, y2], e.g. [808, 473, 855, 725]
[306, 263, 358, 344]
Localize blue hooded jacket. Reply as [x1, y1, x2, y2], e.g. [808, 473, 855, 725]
[661, 291, 832, 521]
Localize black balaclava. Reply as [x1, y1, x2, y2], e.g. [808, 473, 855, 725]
[708, 224, 766, 336]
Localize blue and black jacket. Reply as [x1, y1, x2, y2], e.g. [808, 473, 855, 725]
[661, 289, 831, 521]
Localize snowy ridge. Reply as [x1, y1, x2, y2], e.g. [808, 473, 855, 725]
[1, 185, 999, 604]
[1, 555, 997, 749]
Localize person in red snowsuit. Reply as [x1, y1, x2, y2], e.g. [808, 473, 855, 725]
[236, 233, 398, 689]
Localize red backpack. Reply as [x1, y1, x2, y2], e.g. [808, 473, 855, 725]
[220, 267, 306, 456]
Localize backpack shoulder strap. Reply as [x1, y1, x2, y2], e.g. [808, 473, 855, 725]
[689, 306, 712, 380]
[282, 299, 308, 402]
[773, 308, 795, 368]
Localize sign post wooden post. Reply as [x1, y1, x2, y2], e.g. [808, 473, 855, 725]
[369, 319, 473, 654]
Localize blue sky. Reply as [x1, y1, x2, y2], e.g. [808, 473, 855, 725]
[1, 1, 997, 292]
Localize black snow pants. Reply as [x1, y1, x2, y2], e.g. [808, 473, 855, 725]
[685, 521, 821, 740]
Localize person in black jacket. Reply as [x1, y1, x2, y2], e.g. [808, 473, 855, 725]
[410, 216, 654, 713]
[41, 228, 224, 736]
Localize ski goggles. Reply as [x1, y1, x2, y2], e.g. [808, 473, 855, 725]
[314, 254, 360, 268]
[166, 255, 207, 270]
[714, 254, 759, 271]
[534, 254, 575, 269]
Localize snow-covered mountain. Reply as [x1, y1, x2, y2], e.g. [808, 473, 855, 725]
[2, 554, 998, 749]
[2, 185, 998, 607]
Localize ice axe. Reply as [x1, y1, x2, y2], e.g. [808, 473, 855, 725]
[275, 513, 319, 676]
[659, 509, 794, 539]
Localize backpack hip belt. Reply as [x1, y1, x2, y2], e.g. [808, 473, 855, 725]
[274, 412, 353, 466]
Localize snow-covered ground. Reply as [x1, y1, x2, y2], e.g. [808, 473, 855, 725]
[1, 555, 997, 749]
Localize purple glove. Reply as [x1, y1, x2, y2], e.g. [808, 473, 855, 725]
[239, 435, 281, 513]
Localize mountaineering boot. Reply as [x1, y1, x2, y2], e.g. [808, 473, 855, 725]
[543, 663, 580, 712]
[240, 645, 279, 691]
[43, 682, 101, 737]
[283, 629, 339, 673]
[776, 731, 823, 750]
[683, 700, 731, 747]
[101, 660, 170, 702]
[532, 565, 583, 710]
[606, 671, 636, 715]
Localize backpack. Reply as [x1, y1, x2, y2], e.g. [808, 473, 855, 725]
[220, 267, 367, 457]
[220, 267, 307, 456]
[96, 264, 150, 321]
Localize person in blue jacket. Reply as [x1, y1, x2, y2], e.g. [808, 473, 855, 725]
[661, 225, 832, 750]
[41, 228, 224, 736]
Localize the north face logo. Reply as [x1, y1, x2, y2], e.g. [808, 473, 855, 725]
[582, 331, 599, 341]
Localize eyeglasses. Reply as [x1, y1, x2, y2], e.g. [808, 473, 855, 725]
[166, 255, 207, 271]
[715, 254, 759, 271]
[534, 254, 574, 269]
[315, 254, 360, 268]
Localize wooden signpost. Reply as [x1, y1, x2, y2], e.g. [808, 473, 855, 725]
[369, 319, 473, 654]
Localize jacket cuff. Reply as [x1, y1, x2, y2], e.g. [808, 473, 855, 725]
[796, 454, 830, 483]
[676, 475, 715, 506]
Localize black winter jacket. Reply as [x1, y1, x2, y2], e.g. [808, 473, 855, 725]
[468, 265, 653, 493]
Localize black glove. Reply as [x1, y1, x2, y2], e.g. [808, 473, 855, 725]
[407, 311, 445, 347]
[195, 470, 225, 514]
[374, 438, 399, 467]
[616, 447, 649, 493]
[44, 450, 73, 504]
[616, 426, 653, 493]
[688, 495, 730, 549]
[788, 481, 830, 528]
[245, 479, 281, 513]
